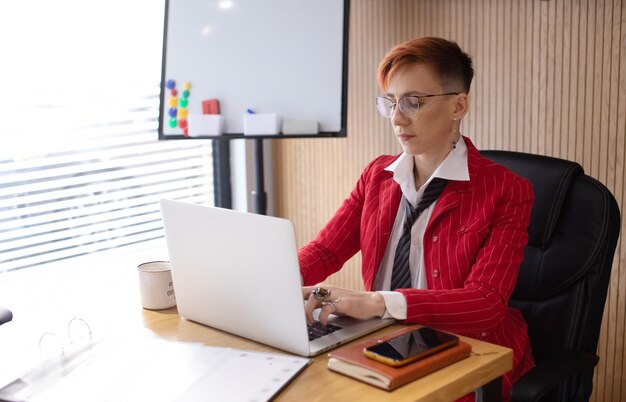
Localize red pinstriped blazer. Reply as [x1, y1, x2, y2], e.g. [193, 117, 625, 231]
[299, 136, 535, 398]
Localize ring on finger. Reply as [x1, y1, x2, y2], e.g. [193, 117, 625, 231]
[312, 287, 331, 301]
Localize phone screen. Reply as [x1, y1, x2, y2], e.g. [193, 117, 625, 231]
[364, 327, 458, 365]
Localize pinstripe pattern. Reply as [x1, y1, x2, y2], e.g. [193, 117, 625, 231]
[299, 136, 535, 398]
[390, 178, 448, 290]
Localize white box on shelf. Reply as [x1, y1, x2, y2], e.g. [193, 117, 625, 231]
[243, 113, 280, 135]
[188, 114, 225, 137]
[281, 119, 319, 135]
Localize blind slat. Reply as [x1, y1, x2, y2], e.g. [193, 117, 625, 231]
[0, 142, 210, 184]
[0, 230, 166, 272]
[1, 184, 210, 230]
[2, 193, 211, 269]
[1, 186, 209, 240]
[0, 152, 211, 200]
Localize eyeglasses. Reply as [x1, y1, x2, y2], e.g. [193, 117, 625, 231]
[375, 93, 459, 118]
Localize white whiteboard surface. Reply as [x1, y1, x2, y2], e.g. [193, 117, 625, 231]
[160, 0, 348, 137]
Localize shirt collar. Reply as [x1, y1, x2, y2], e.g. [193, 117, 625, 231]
[385, 136, 469, 182]
[384, 137, 470, 203]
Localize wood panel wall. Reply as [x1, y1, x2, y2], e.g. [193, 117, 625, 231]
[273, 0, 625, 400]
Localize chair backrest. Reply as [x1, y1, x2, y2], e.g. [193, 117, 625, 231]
[481, 150, 621, 399]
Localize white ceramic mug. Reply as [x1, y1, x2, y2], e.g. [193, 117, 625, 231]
[137, 261, 176, 310]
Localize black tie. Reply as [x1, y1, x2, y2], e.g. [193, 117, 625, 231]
[390, 178, 449, 290]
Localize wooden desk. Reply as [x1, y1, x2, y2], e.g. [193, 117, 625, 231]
[142, 307, 512, 402]
[0, 247, 511, 402]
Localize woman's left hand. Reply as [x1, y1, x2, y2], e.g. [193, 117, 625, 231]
[302, 285, 386, 326]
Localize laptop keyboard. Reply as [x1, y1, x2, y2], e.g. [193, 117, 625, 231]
[308, 321, 343, 341]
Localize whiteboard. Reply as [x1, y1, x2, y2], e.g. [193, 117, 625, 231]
[159, 0, 348, 138]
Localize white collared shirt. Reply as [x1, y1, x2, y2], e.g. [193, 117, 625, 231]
[374, 138, 469, 319]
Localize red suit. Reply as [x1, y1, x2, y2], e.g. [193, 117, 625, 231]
[299, 136, 535, 399]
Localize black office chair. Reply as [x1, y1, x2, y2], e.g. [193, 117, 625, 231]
[480, 151, 621, 402]
[0, 306, 12, 325]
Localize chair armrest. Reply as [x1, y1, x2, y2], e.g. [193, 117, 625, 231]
[0, 306, 12, 325]
[511, 352, 599, 402]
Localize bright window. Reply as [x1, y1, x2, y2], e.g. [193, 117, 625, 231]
[0, 1, 214, 272]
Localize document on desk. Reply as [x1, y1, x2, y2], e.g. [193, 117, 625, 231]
[0, 331, 311, 402]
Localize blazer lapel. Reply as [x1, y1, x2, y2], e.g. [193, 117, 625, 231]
[376, 178, 401, 253]
[429, 181, 470, 223]
[429, 138, 481, 224]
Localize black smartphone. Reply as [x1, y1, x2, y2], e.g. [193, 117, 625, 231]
[363, 327, 459, 367]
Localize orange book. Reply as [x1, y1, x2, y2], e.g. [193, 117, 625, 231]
[327, 326, 472, 391]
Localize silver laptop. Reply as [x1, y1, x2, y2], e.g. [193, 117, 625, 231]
[160, 199, 393, 357]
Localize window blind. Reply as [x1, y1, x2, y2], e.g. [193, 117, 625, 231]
[0, 85, 213, 273]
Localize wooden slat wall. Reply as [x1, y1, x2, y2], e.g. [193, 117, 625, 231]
[273, 1, 625, 400]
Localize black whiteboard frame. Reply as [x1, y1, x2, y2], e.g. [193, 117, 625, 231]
[158, 0, 350, 141]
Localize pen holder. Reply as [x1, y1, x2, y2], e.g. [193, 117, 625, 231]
[188, 114, 225, 136]
[243, 113, 280, 135]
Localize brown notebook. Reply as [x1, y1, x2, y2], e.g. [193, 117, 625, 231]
[327, 326, 472, 391]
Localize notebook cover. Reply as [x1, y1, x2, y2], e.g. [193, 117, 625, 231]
[327, 326, 472, 391]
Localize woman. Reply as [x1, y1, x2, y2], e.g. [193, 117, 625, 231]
[300, 37, 534, 400]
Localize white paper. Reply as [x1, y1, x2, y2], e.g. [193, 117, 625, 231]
[3, 332, 310, 402]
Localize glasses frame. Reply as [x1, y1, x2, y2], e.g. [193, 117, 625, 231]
[375, 92, 459, 118]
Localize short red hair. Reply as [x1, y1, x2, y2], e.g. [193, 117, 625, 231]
[377, 37, 474, 93]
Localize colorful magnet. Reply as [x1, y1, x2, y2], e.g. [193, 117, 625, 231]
[165, 78, 191, 135]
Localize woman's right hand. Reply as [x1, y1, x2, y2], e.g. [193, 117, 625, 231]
[302, 285, 386, 326]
